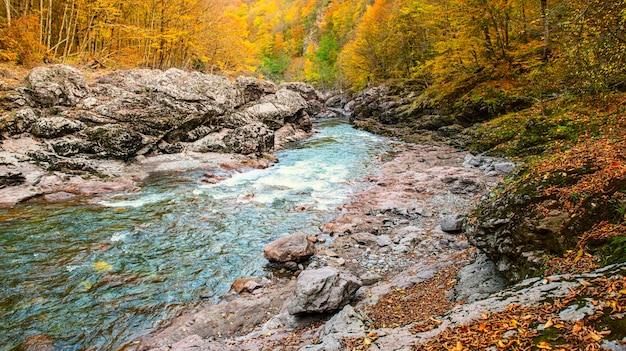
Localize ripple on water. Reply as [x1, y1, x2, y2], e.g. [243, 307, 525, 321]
[0, 119, 390, 351]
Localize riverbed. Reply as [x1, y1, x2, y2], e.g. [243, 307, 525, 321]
[0, 119, 390, 351]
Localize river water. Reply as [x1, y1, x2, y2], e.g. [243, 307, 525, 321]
[0, 119, 390, 351]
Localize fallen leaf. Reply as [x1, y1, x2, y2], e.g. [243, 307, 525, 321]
[537, 341, 552, 349]
[544, 318, 554, 329]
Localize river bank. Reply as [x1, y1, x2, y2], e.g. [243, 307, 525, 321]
[127, 135, 625, 351]
[4, 65, 624, 350]
[0, 65, 321, 207]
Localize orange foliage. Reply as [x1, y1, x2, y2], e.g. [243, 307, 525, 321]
[0, 15, 44, 67]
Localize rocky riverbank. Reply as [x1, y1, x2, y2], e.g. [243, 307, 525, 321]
[0, 65, 325, 207]
[123, 88, 625, 350]
[123, 140, 626, 351]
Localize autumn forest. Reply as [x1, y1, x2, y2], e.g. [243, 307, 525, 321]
[0, 0, 624, 94]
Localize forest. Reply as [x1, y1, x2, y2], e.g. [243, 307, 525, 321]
[0, 0, 624, 94]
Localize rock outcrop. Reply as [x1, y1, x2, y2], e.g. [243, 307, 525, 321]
[0, 65, 329, 206]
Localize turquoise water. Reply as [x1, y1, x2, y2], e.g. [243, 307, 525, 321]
[0, 119, 390, 350]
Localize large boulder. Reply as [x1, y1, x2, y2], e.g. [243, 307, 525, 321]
[29, 116, 85, 139]
[259, 89, 308, 119]
[26, 65, 89, 107]
[287, 267, 362, 315]
[264, 232, 316, 263]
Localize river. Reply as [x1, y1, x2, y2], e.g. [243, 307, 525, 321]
[0, 119, 390, 351]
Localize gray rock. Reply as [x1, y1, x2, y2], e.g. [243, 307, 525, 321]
[278, 82, 321, 101]
[86, 124, 144, 160]
[264, 232, 316, 263]
[30, 117, 85, 139]
[243, 102, 284, 130]
[49, 137, 94, 156]
[26, 65, 89, 107]
[223, 122, 274, 155]
[451, 251, 506, 303]
[376, 235, 392, 247]
[260, 89, 308, 122]
[352, 232, 378, 245]
[0, 108, 38, 136]
[288, 267, 361, 315]
[558, 298, 596, 321]
[361, 272, 383, 286]
[300, 305, 366, 351]
[236, 76, 277, 104]
[493, 162, 516, 175]
[441, 214, 465, 233]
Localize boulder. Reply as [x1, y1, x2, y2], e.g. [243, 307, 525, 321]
[260, 89, 308, 119]
[264, 232, 316, 263]
[29, 117, 85, 139]
[236, 76, 277, 104]
[0, 108, 38, 137]
[223, 122, 274, 155]
[86, 125, 144, 160]
[450, 251, 506, 303]
[49, 137, 94, 156]
[26, 65, 89, 107]
[441, 214, 465, 233]
[278, 82, 321, 101]
[288, 267, 361, 315]
[243, 102, 284, 130]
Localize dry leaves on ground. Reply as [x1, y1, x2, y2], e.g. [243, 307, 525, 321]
[414, 276, 626, 350]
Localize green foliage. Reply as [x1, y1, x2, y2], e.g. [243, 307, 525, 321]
[594, 236, 626, 266]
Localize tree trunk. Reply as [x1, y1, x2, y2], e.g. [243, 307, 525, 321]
[4, 0, 11, 27]
[541, 0, 551, 61]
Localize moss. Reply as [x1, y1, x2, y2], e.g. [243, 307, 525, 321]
[593, 236, 626, 266]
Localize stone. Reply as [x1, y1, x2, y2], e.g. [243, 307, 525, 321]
[361, 272, 383, 286]
[441, 214, 465, 233]
[230, 278, 262, 294]
[352, 232, 378, 245]
[0, 108, 38, 136]
[223, 122, 274, 155]
[288, 267, 362, 315]
[264, 232, 316, 263]
[30, 117, 85, 139]
[450, 251, 507, 303]
[49, 137, 94, 156]
[0, 171, 25, 188]
[26, 65, 89, 107]
[236, 76, 277, 104]
[493, 162, 516, 175]
[376, 235, 392, 247]
[86, 125, 144, 160]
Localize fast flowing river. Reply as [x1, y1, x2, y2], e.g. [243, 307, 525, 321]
[0, 119, 390, 351]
